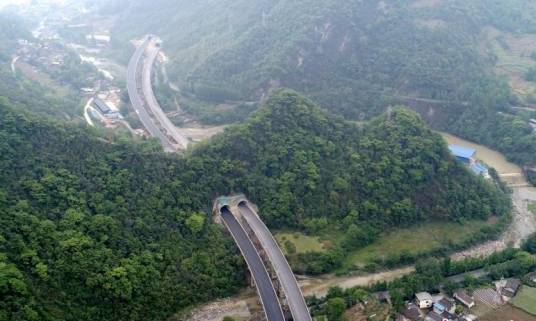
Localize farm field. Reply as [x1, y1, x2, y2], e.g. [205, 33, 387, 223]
[511, 286, 536, 316]
[275, 231, 326, 254]
[342, 218, 497, 269]
[480, 305, 536, 321]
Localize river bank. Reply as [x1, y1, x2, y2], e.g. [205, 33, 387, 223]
[440, 132, 536, 257]
[183, 132, 536, 321]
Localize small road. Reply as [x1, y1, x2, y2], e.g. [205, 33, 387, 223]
[83, 97, 95, 126]
[445, 268, 488, 283]
[238, 203, 312, 321]
[11, 56, 19, 75]
[220, 207, 285, 321]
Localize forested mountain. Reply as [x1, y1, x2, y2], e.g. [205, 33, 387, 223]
[101, 0, 536, 167]
[104, 0, 530, 110]
[0, 90, 509, 320]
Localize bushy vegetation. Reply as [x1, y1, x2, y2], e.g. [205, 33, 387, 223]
[0, 104, 246, 321]
[376, 249, 535, 311]
[523, 232, 536, 254]
[0, 89, 510, 319]
[308, 248, 536, 319]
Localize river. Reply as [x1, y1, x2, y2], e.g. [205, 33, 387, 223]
[440, 132, 523, 175]
[440, 132, 536, 256]
[183, 132, 536, 321]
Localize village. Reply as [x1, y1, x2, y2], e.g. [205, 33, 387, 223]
[394, 275, 532, 321]
[10, 1, 140, 135]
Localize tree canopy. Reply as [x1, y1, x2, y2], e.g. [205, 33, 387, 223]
[0, 89, 510, 320]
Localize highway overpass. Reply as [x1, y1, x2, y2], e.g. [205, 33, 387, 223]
[215, 196, 312, 321]
[126, 35, 188, 151]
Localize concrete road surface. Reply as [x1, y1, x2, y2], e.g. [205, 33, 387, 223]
[142, 39, 189, 149]
[220, 207, 285, 321]
[238, 203, 312, 321]
[127, 37, 176, 151]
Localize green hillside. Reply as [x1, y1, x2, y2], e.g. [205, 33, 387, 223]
[0, 90, 510, 320]
[102, 0, 536, 167]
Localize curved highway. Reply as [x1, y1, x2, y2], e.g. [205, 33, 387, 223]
[127, 37, 175, 151]
[127, 35, 187, 151]
[142, 39, 189, 149]
[220, 207, 285, 321]
[238, 203, 312, 321]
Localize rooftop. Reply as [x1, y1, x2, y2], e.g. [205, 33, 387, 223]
[416, 292, 433, 302]
[470, 162, 488, 176]
[505, 278, 521, 290]
[449, 145, 476, 159]
[454, 290, 474, 304]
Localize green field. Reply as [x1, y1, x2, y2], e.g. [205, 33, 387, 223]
[342, 219, 497, 269]
[511, 286, 536, 315]
[275, 232, 326, 254]
[528, 202, 536, 215]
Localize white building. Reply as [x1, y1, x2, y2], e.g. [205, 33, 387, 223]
[416, 292, 433, 309]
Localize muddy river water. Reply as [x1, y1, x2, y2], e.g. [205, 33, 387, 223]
[440, 132, 536, 253]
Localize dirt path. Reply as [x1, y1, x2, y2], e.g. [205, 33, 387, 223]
[298, 266, 415, 298]
[179, 298, 251, 321]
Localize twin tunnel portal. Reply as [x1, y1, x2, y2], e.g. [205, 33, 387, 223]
[215, 196, 312, 321]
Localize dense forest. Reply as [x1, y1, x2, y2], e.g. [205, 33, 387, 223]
[99, 0, 536, 168]
[0, 89, 510, 320]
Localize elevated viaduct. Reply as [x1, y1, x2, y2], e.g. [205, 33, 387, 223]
[214, 195, 312, 321]
[126, 35, 188, 151]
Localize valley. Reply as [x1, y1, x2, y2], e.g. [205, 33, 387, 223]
[184, 133, 536, 321]
[1, 1, 536, 321]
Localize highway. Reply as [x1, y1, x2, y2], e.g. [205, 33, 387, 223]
[220, 207, 285, 321]
[141, 38, 189, 149]
[238, 203, 312, 321]
[127, 36, 187, 151]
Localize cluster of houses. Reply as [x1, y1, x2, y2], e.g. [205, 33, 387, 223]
[396, 289, 477, 321]
[396, 278, 524, 321]
[17, 39, 66, 68]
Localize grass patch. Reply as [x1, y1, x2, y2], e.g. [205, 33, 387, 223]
[528, 202, 536, 215]
[275, 232, 326, 254]
[342, 219, 497, 269]
[511, 286, 536, 315]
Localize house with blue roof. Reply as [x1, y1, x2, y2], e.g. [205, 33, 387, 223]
[448, 145, 490, 179]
